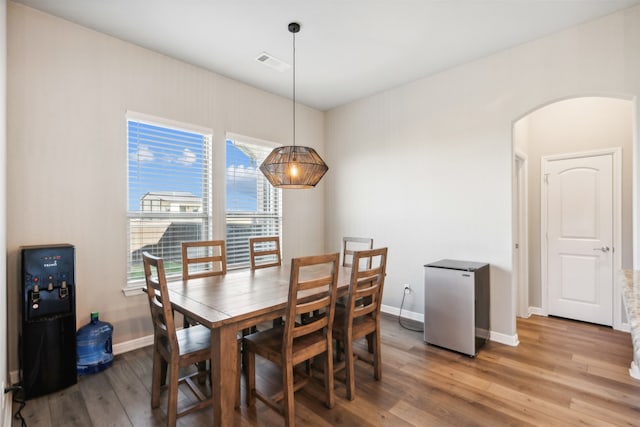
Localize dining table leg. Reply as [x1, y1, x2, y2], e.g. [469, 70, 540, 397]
[210, 324, 238, 426]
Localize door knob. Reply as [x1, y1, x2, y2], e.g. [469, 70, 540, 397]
[593, 246, 610, 252]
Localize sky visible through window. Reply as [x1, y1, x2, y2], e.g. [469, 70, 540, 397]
[226, 140, 259, 212]
[128, 121, 258, 212]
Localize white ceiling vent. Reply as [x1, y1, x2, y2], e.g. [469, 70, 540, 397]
[255, 52, 290, 72]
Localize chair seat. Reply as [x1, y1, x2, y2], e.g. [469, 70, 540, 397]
[244, 326, 328, 366]
[157, 324, 211, 358]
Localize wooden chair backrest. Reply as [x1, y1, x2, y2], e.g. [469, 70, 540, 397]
[345, 247, 388, 328]
[342, 237, 373, 268]
[283, 253, 340, 352]
[143, 252, 179, 357]
[249, 236, 282, 270]
[181, 240, 227, 280]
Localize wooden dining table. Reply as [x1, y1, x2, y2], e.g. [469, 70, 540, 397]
[167, 262, 352, 426]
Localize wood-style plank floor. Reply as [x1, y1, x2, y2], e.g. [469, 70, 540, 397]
[12, 314, 640, 426]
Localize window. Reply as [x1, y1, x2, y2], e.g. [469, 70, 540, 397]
[225, 134, 282, 269]
[126, 112, 212, 286]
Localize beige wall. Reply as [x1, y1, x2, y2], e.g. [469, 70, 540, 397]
[516, 97, 633, 309]
[6, 3, 326, 371]
[325, 6, 640, 339]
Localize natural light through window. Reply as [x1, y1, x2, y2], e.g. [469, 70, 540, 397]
[126, 112, 212, 284]
[225, 135, 282, 269]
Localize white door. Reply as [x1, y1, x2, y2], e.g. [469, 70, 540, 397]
[545, 154, 613, 326]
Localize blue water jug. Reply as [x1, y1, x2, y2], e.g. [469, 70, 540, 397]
[76, 312, 114, 375]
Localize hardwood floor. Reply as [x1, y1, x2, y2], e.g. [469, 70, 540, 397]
[13, 314, 640, 426]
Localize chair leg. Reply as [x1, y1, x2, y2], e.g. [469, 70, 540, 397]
[236, 342, 241, 409]
[324, 341, 335, 409]
[151, 348, 162, 408]
[167, 362, 179, 427]
[373, 328, 382, 381]
[335, 337, 343, 362]
[345, 338, 356, 401]
[283, 359, 296, 427]
[160, 359, 168, 387]
[245, 346, 256, 407]
[196, 361, 207, 385]
[241, 327, 257, 374]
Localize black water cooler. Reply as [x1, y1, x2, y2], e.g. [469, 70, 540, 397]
[20, 244, 77, 399]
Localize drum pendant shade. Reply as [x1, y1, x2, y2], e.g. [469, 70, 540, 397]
[260, 22, 328, 189]
[260, 145, 328, 189]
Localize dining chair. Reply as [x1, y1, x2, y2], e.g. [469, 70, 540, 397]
[249, 236, 281, 270]
[342, 237, 374, 268]
[142, 252, 213, 426]
[243, 253, 340, 427]
[181, 240, 227, 329]
[181, 240, 227, 280]
[333, 247, 387, 401]
[248, 235, 283, 331]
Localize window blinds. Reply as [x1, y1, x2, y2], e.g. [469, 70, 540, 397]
[226, 138, 282, 269]
[127, 117, 212, 282]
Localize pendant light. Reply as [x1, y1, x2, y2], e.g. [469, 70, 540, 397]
[260, 22, 329, 189]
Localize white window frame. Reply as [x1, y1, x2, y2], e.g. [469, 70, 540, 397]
[124, 111, 213, 295]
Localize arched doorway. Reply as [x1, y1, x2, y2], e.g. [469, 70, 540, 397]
[513, 96, 634, 331]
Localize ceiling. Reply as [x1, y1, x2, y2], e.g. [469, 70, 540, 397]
[13, 0, 640, 111]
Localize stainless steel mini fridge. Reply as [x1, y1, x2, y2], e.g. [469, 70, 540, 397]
[424, 259, 490, 356]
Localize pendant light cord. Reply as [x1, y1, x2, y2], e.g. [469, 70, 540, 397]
[292, 26, 296, 148]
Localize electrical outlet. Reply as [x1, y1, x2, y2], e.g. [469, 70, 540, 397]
[403, 284, 411, 293]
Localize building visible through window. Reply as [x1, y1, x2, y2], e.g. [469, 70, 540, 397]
[140, 192, 202, 213]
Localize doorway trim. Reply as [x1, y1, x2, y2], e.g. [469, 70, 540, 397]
[540, 147, 624, 330]
[514, 150, 529, 318]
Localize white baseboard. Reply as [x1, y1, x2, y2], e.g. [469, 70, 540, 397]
[2, 395, 12, 427]
[112, 334, 154, 356]
[381, 304, 423, 322]
[526, 307, 630, 332]
[618, 323, 631, 333]
[528, 306, 545, 316]
[490, 330, 519, 347]
[630, 361, 640, 380]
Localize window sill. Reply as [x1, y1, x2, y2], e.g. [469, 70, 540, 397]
[122, 283, 146, 297]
